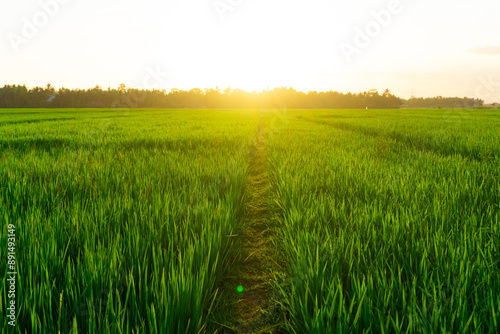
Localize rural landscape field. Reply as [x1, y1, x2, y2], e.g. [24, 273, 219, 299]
[1, 107, 498, 333]
[2, 0, 500, 333]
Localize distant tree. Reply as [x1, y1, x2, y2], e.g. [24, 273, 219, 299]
[0, 84, 481, 109]
[402, 95, 484, 109]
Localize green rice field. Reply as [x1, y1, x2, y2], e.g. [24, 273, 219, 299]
[1, 108, 499, 333]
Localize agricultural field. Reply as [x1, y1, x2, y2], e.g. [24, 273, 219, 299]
[0, 108, 499, 333]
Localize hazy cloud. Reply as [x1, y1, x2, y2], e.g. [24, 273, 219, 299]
[467, 45, 500, 55]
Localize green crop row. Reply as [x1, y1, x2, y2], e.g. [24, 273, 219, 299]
[268, 109, 500, 333]
[0, 109, 259, 333]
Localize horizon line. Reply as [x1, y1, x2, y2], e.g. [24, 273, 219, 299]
[1, 83, 495, 102]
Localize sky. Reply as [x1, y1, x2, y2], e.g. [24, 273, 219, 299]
[1, 0, 499, 102]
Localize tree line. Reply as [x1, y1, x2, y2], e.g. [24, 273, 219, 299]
[0, 84, 484, 109]
[403, 96, 484, 109]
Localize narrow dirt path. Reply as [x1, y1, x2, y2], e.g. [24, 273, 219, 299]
[232, 115, 279, 333]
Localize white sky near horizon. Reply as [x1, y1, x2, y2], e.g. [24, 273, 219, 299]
[0, 0, 499, 102]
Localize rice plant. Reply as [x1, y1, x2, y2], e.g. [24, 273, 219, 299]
[268, 109, 500, 333]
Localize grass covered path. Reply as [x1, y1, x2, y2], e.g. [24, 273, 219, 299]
[218, 114, 283, 334]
